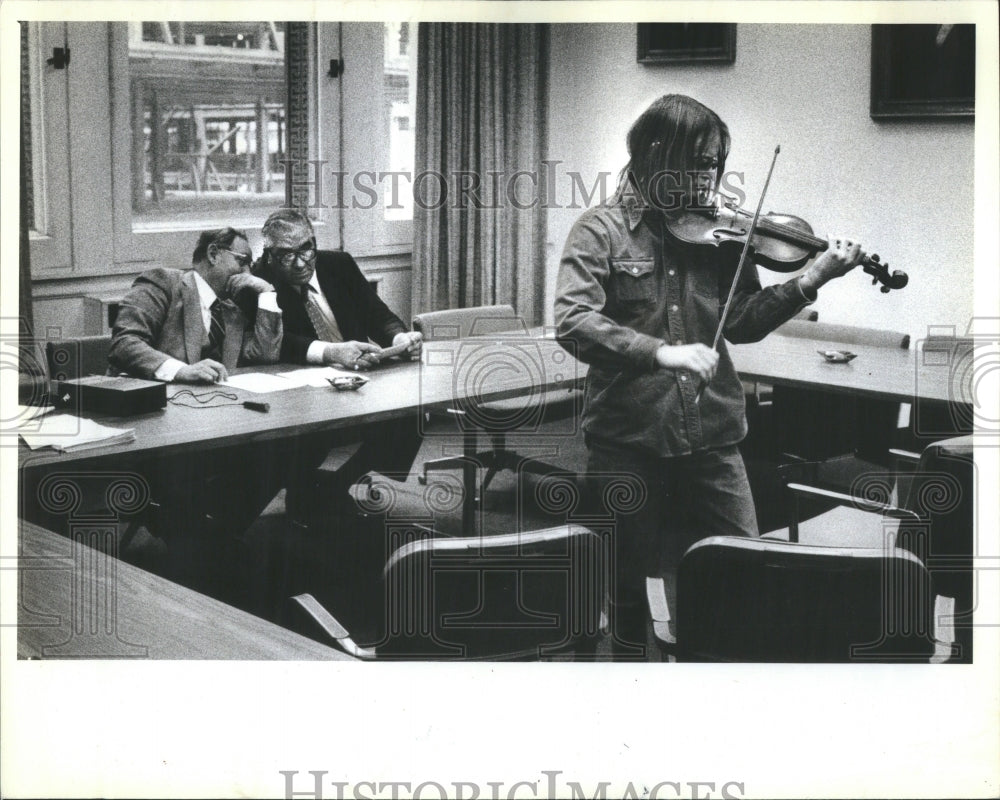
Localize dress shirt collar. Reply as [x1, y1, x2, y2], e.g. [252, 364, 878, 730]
[191, 270, 219, 310]
[305, 270, 322, 295]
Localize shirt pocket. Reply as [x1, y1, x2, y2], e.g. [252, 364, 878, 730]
[610, 259, 656, 303]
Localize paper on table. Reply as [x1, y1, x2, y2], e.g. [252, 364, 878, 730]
[16, 405, 55, 423]
[219, 373, 303, 393]
[20, 413, 135, 452]
[276, 366, 361, 388]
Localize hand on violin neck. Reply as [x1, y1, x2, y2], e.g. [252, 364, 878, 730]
[799, 235, 866, 295]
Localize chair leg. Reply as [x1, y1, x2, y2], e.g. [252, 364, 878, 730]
[419, 455, 478, 485]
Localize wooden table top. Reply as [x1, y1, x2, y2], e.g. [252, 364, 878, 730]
[18, 327, 968, 475]
[19, 333, 582, 472]
[15, 521, 352, 660]
[729, 332, 966, 404]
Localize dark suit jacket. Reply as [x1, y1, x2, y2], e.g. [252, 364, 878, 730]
[108, 267, 282, 379]
[259, 250, 407, 364]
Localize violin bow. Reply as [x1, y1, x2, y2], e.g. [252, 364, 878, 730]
[695, 144, 781, 404]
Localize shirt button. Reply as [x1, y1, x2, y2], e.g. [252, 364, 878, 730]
[670, 304, 679, 312]
[632, 267, 639, 274]
[680, 374, 688, 381]
[668, 269, 676, 276]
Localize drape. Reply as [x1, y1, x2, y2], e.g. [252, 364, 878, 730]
[412, 23, 548, 323]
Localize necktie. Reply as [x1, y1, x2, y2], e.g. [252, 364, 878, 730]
[204, 299, 225, 361]
[302, 285, 343, 343]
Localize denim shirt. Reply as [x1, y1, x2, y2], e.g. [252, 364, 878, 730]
[554, 196, 812, 458]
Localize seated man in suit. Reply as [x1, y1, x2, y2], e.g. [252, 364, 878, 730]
[109, 227, 281, 381]
[255, 208, 422, 368]
[108, 228, 285, 565]
[254, 208, 424, 516]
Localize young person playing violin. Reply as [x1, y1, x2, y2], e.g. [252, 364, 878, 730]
[554, 94, 866, 658]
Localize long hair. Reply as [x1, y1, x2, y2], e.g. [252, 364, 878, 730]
[616, 94, 730, 212]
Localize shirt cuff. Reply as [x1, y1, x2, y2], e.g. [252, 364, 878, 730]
[306, 340, 327, 364]
[625, 332, 665, 371]
[257, 291, 279, 313]
[154, 358, 186, 382]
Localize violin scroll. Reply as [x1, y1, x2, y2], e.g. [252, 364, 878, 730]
[863, 253, 908, 293]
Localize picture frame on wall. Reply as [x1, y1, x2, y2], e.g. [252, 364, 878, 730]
[636, 23, 737, 65]
[870, 24, 975, 119]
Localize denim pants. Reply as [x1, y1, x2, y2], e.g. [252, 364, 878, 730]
[585, 438, 759, 615]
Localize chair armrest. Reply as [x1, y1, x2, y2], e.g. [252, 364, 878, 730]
[889, 448, 921, 467]
[784, 482, 905, 516]
[645, 577, 676, 657]
[288, 593, 377, 660]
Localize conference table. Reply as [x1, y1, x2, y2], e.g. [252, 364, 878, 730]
[18, 332, 582, 531]
[728, 332, 970, 405]
[14, 521, 351, 659]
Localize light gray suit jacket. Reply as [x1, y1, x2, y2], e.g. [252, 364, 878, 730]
[108, 268, 282, 379]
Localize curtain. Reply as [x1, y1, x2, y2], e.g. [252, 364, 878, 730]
[412, 23, 548, 323]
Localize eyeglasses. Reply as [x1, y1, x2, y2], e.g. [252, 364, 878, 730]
[269, 240, 317, 268]
[220, 249, 253, 269]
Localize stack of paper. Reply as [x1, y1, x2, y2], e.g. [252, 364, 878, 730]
[19, 414, 135, 453]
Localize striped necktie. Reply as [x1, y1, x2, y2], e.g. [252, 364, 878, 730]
[204, 299, 225, 361]
[302, 285, 343, 343]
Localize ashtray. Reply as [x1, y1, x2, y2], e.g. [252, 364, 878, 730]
[817, 350, 857, 364]
[328, 375, 369, 391]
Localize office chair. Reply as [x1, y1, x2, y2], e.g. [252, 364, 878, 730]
[647, 536, 948, 663]
[286, 524, 606, 660]
[45, 335, 113, 381]
[412, 305, 582, 505]
[769, 435, 973, 662]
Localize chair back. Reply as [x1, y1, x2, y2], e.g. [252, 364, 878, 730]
[376, 524, 605, 660]
[45, 336, 113, 381]
[896, 435, 974, 661]
[413, 304, 524, 341]
[675, 536, 937, 662]
[776, 319, 910, 349]
[909, 337, 975, 446]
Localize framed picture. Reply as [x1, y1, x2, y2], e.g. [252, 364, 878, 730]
[870, 24, 975, 120]
[637, 23, 736, 65]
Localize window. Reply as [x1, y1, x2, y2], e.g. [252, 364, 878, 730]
[340, 22, 417, 254]
[123, 22, 287, 232]
[384, 22, 417, 222]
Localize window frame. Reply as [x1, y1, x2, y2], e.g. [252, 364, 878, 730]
[107, 22, 326, 269]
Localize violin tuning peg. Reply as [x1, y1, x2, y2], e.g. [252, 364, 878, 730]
[881, 286, 890, 294]
[871, 253, 881, 262]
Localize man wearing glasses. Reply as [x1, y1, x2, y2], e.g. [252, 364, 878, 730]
[110, 227, 282, 383]
[255, 209, 424, 518]
[256, 208, 422, 368]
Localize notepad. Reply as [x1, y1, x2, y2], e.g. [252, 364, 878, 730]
[19, 414, 136, 452]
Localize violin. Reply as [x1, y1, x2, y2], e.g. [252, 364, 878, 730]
[665, 197, 909, 293]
